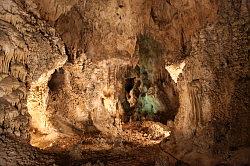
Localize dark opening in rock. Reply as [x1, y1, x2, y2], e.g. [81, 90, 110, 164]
[48, 68, 64, 92]
[125, 77, 135, 94]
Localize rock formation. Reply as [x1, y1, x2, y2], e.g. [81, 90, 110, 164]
[0, 0, 249, 165]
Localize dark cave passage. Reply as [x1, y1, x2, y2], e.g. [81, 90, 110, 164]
[121, 65, 180, 125]
[125, 77, 135, 94]
[48, 68, 65, 92]
[120, 34, 180, 125]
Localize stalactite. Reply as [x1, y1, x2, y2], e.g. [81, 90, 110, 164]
[188, 79, 203, 127]
[1, 46, 14, 73]
[13, 48, 28, 64]
[0, 46, 28, 75]
[0, 20, 28, 74]
[4, 92, 20, 107]
[10, 63, 27, 82]
[114, 65, 117, 85]
[108, 66, 111, 86]
[0, 54, 5, 73]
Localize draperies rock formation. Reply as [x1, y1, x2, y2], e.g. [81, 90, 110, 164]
[0, 0, 67, 143]
[0, 0, 249, 165]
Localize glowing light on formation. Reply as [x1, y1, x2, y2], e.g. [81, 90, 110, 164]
[27, 70, 59, 149]
[26, 53, 66, 148]
[165, 61, 186, 83]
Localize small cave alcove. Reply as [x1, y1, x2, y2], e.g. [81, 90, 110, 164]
[48, 68, 65, 92]
[121, 65, 180, 125]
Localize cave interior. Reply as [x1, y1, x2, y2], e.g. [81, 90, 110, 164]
[0, 0, 249, 165]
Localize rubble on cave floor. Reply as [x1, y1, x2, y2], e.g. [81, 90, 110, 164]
[51, 120, 178, 166]
[0, 120, 179, 165]
[35, 120, 172, 153]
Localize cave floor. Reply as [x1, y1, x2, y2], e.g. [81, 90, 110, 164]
[45, 121, 175, 166]
[0, 121, 177, 166]
[1, 123, 249, 166]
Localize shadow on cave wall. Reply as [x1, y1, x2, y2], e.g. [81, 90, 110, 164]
[120, 34, 180, 124]
[47, 68, 100, 136]
[209, 75, 250, 155]
[48, 68, 65, 92]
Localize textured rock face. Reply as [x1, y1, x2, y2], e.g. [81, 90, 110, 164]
[0, 0, 67, 140]
[0, 0, 249, 165]
[173, 0, 249, 157]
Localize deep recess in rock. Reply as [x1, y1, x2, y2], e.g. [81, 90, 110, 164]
[48, 69, 65, 92]
[0, 0, 249, 165]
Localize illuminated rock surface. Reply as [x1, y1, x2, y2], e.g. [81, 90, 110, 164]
[0, 0, 249, 165]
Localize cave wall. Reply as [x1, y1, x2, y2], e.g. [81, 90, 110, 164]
[41, 0, 249, 160]
[42, 0, 181, 136]
[172, 0, 249, 163]
[0, 0, 67, 140]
